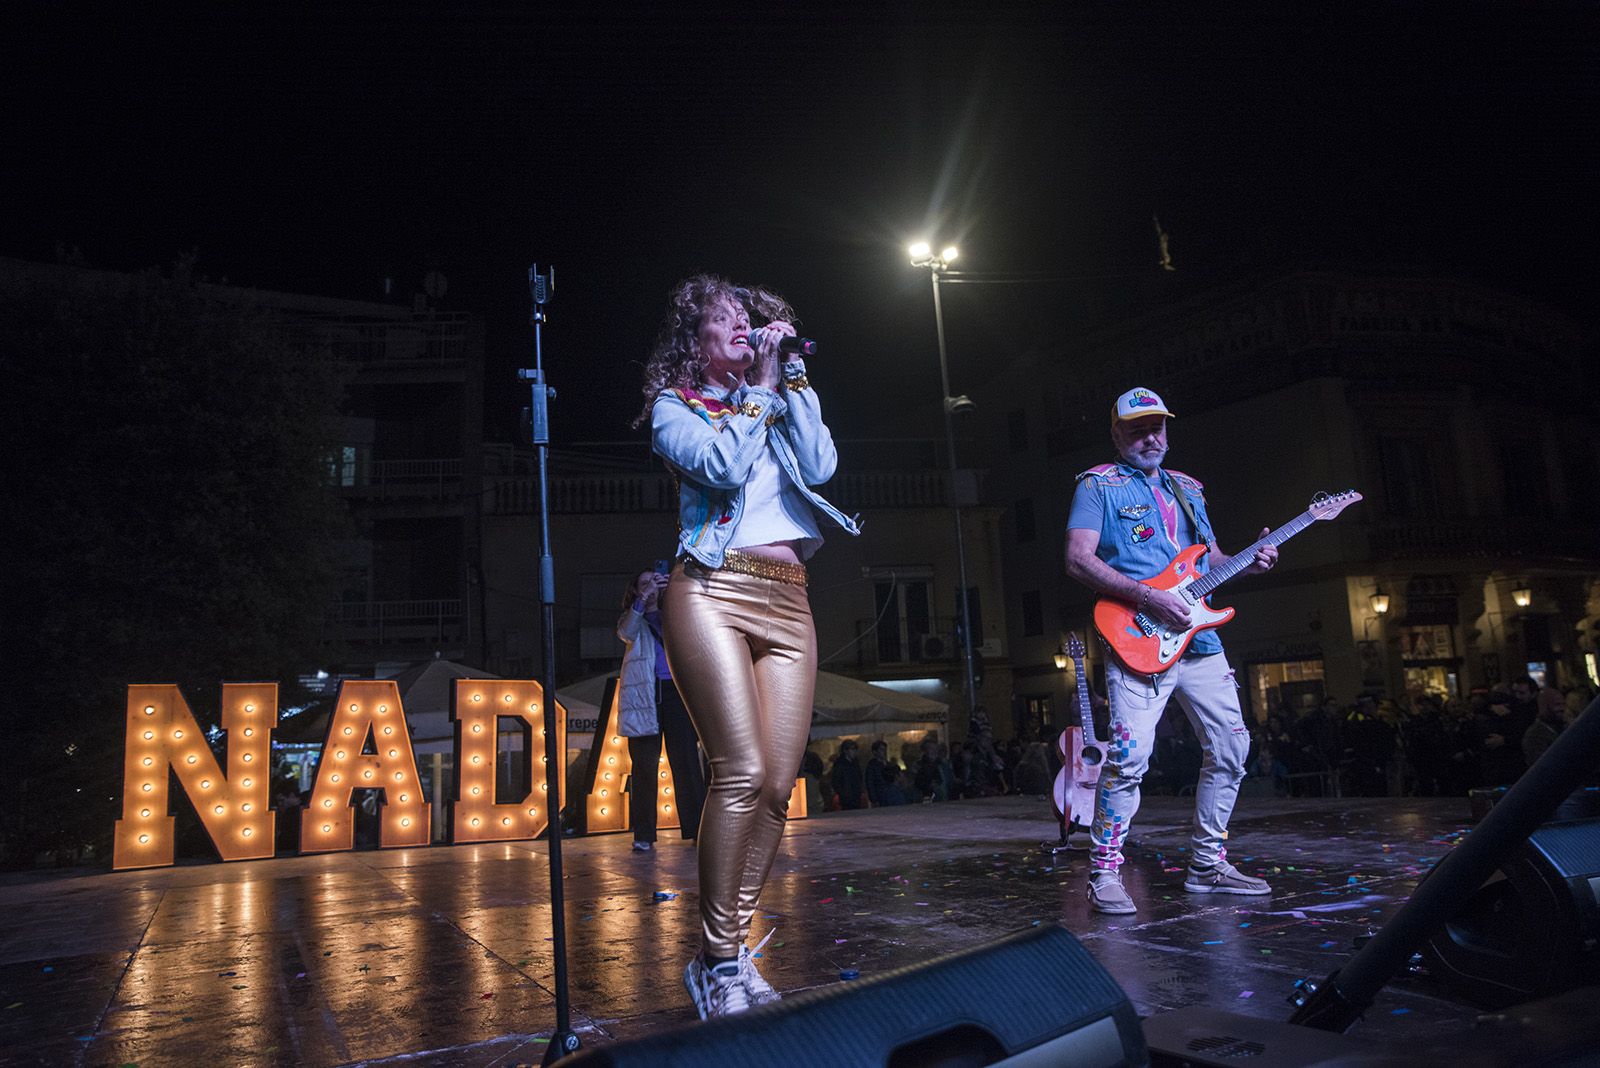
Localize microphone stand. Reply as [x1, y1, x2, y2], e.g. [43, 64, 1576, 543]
[519, 265, 581, 1064]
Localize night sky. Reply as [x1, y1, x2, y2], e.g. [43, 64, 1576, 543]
[4, 1, 1595, 441]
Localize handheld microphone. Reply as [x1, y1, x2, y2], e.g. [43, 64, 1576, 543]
[749, 326, 818, 357]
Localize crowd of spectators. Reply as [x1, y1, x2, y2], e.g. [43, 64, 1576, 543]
[804, 726, 1061, 811]
[801, 675, 1595, 813]
[1253, 676, 1597, 799]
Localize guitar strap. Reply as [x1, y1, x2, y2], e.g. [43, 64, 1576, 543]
[1164, 473, 1216, 552]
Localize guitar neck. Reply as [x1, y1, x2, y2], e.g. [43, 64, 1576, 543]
[1189, 507, 1318, 598]
[1072, 653, 1094, 738]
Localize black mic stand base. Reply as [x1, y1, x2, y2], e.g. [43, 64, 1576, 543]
[542, 1029, 582, 1066]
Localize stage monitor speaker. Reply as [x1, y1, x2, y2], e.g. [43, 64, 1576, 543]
[1421, 815, 1600, 1009]
[557, 923, 1147, 1068]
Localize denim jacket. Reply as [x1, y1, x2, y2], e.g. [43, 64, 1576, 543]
[651, 358, 862, 567]
[1069, 461, 1223, 655]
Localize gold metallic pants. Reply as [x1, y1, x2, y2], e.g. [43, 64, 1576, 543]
[661, 561, 815, 959]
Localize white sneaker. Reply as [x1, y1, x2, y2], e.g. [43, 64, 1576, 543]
[739, 930, 781, 1006]
[683, 954, 751, 1020]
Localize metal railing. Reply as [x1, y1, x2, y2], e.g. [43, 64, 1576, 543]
[319, 317, 475, 364]
[325, 599, 464, 644]
[1366, 518, 1600, 560]
[350, 458, 463, 499]
[486, 470, 957, 515]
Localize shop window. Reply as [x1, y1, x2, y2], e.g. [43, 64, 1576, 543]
[1247, 659, 1326, 722]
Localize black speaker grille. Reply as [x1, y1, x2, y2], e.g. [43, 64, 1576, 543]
[1530, 819, 1600, 878]
[1188, 1034, 1268, 1057]
[556, 924, 1146, 1068]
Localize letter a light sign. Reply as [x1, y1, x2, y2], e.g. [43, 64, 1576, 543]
[113, 678, 567, 871]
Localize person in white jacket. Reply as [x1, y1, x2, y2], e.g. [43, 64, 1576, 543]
[635, 273, 859, 1020]
[615, 566, 706, 852]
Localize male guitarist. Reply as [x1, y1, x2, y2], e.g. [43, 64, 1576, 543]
[1064, 387, 1277, 914]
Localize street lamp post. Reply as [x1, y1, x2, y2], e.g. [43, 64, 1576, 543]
[910, 242, 980, 727]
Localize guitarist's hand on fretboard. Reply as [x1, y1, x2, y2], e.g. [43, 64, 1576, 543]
[1144, 587, 1191, 630]
[1243, 527, 1278, 574]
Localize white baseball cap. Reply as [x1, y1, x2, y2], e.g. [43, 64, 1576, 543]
[1112, 386, 1175, 423]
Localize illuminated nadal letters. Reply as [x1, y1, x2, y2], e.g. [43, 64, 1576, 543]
[580, 682, 806, 832]
[113, 678, 570, 871]
[299, 680, 430, 853]
[114, 683, 278, 870]
[448, 679, 566, 843]
[584, 682, 680, 835]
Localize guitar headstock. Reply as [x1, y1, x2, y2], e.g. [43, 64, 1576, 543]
[1309, 489, 1362, 521]
[1064, 632, 1085, 659]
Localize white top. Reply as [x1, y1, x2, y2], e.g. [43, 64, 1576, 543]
[729, 444, 823, 557]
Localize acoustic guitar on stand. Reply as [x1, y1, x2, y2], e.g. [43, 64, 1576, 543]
[1046, 631, 1105, 852]
[1094, 490, 1362, 676]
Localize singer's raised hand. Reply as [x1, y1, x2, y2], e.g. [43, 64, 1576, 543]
[750, 321, 793, 388]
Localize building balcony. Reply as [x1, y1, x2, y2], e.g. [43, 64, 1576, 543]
[850, 615, 979, 673]
[318, 315, 476, 366]
[489, 474, 676, 515]
[1365, 518, 1600, 563]
[324, 599, 465, 646]
[486, 471, 962, 516]
[338, 459, 464, 502]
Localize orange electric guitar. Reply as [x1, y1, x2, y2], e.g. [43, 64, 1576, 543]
[1095, 490, 1362, 675]
[1048, 632, 1105, 849]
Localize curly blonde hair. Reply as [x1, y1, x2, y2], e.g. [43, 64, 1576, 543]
[632, 273, 796, 428]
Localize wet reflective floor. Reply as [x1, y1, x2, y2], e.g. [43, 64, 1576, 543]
[0, 795, 1485, 1066]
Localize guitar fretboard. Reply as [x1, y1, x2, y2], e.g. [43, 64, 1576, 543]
[1073, 653, 1094, 739]
[1189, 508, 1317, 598]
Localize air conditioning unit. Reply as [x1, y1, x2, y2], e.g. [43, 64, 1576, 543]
[916, 634, 954, 660]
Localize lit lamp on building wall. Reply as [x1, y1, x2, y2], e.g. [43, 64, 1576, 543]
[1053, 651, 1069, 670]
[1512, 586, 1533, 610]
[1361, 589, 1391, 643]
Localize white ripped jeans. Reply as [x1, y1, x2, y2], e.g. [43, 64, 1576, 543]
[1090, 649, 1251, 873]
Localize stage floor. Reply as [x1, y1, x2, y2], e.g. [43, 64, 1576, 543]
[0, 794, 1486, 1066]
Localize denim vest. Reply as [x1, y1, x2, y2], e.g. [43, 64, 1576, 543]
[652, 358, 862, 568]
[1070, 461, 1223, 656]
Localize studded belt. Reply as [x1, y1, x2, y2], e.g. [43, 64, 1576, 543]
[692, 549, 808, 587]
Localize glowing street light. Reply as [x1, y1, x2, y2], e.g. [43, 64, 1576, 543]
[909, 239, 979, 723]
[908, 242, 959, 269]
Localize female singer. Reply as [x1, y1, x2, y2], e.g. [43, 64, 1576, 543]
[637, 274, 860, 1019]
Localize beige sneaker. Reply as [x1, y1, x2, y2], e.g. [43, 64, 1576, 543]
[1087, 871, 1137, 914]
[1184, 860, 1271, 896]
